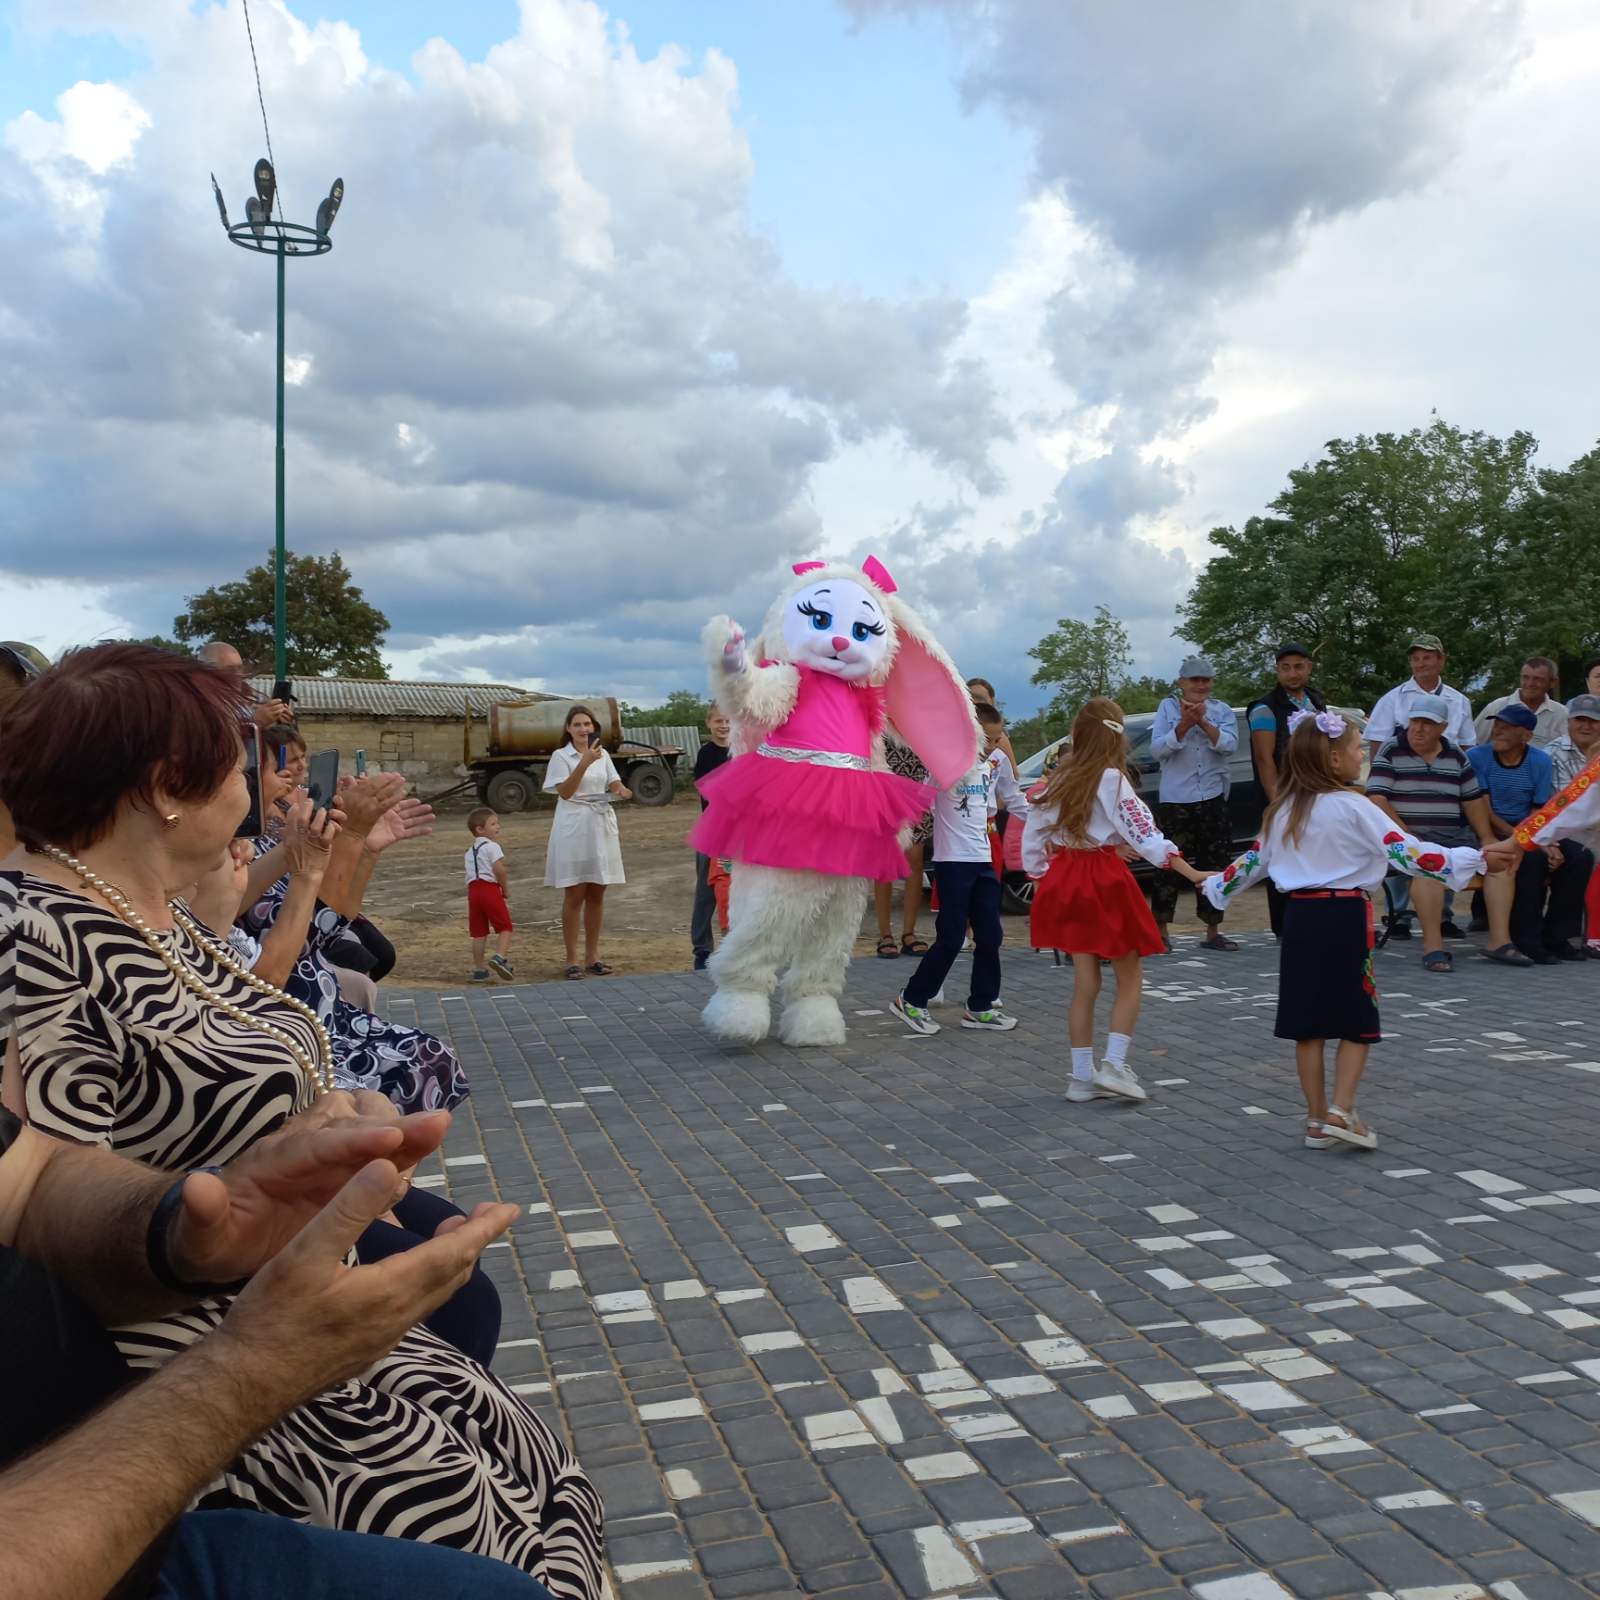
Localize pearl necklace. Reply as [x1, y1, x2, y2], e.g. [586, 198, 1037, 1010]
[35, 844, 333, 1098]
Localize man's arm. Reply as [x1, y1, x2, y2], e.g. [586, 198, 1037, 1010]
[0, 1159, 516, 1600]
[1463, 795, 1498, 848]
[7, 1093, 450, 1322]
[1149, 699, 1183, 758]
[1250, 727, 1281, 801]
[1366, 794, 1406, 831]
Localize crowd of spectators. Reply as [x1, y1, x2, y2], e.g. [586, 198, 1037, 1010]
[0, 641, 598, 1600]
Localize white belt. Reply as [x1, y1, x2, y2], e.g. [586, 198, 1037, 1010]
[756, 742, 870, 772]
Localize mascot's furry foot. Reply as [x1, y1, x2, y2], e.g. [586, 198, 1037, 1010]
[777, 993, 847, 1048]
[703, 986, 772, 1044]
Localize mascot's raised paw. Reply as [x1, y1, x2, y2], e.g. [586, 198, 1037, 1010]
[689, 555, 980, 1048]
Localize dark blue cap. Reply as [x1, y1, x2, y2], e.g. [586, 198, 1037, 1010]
[1491, 703, 1538, 732]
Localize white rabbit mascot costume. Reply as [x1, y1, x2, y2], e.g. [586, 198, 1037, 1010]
[691, 555, 979, 1047]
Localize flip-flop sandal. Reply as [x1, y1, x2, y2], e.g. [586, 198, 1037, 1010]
[901, 935, 929, 955]
[586, 962, 615, 976]
[564, 965, 584, 980]
[1422, 950, 1453, 973]
[876, 937, 901, 958]
[1200, 933, 1239, 951]
[1323, 1106, 1377, 1150]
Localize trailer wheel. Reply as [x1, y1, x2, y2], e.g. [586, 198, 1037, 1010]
[485, 769, 537, 814]
[628, 762, 674, 807]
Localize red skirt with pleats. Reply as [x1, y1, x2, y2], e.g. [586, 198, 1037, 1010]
[1030, 845, 1163, 960]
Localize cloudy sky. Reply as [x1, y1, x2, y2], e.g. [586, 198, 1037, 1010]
[3, 0, 1598, 716]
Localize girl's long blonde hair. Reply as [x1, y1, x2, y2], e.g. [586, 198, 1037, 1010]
[1040, 698, 1130, 844]
[1262, 714, 1358, 846]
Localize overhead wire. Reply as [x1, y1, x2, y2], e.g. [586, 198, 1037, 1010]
[240, 0, 282, 220]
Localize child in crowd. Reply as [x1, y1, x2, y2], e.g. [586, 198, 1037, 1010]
[465, 806, 514, 982]
[691, 708, 733, 970]
[1201, 709, 1489, 1150]
[1022, 698, 1206, 1104]
[894, 702, 1024, 1035]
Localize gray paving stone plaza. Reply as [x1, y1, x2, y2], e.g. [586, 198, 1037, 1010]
[387, 932, 1600, 1600]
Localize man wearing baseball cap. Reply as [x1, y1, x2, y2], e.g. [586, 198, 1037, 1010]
[1548, 694, 1600, 956]
[1469, 702, 1592, 963]
[1246, 642, 1327, 937]
[1365, 633, 1476, 759]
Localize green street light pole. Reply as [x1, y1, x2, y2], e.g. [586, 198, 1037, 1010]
[211, 163, 341, 695]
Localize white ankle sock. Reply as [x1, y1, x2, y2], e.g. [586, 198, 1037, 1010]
[1070, 1047, 1095, 1081]
[1106, 1032, 1132, 1066]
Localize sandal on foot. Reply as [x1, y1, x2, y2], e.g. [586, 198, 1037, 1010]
[1323, 1106, 1377, 1150]
[1200, 932, 1239, 951]
[876, 937, 901, 958]
[586, 961, 615, 976]
[901, 935, 929, 956]
[1304, 1117, 1336, 1150]
[1422, 949, 1453, 973]
[564, 964, 584, 980]
[1484, 943, 1534, 967]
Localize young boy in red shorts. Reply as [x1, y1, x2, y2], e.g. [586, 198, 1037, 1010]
[465, 807, 514, 981]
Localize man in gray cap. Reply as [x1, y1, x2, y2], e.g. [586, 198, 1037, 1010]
[1149, 656, 1238, 952]
[1364, 631, 1475, 940]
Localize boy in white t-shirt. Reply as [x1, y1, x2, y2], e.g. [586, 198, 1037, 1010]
[465, 807, 514, 982]
[894, 703, 1024, 1034]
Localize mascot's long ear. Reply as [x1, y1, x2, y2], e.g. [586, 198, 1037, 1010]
[881, 598, 980, 789]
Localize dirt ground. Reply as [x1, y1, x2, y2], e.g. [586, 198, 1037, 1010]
[366, 793, 1270, 989]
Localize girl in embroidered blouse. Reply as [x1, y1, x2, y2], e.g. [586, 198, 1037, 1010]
[1021, 699, 1206, 1107]
[1200, 710, 1495, 1151]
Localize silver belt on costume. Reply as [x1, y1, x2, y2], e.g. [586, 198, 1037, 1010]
[756, 742, 870, 771]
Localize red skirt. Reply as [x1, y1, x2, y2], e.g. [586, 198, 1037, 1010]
[1030, 845, 1163, 959]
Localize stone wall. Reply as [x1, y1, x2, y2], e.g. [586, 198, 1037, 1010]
[291, 715, 469, 785]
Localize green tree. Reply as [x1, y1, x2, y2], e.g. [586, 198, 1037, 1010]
[1179, 419, 1540, 707]
[620, 689, 712, 728]
[1029, 604, 1134, 711]
[110, 635, 194, 656]
[173, 551, 390, 678]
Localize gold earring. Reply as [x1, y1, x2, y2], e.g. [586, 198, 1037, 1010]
[163, 813, 181, 830]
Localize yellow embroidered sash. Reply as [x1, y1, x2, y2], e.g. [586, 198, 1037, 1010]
[1512, 748, 1600, 848]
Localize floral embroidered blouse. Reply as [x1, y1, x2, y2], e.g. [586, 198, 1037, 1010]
[1202, 790, 1485, 910]
[1021, 769, 1183, 877]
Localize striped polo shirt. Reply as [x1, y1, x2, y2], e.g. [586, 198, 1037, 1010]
[1365, 732, 1482, 833]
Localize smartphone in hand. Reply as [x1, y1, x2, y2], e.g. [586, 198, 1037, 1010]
[236, 726, 264, 838]
[306, 749, 340, 812]
[355, 748, 367, 777]
[589, 731, 602, 749]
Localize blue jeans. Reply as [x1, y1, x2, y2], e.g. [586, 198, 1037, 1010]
[153, 1511, 555, 1599]
[904, 861, 1003, 1011]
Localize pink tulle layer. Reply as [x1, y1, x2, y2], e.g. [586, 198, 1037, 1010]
[689, 753, 935, 881]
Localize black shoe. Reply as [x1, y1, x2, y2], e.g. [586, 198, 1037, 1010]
[1549, 942, 1588, 962]
[1386, 920, 1413, 940]
[1467, 916, 1489, 933]
[1485, 943, 1534, 967]
[1440, 921, 1467, 940]
[693, 952, 710, 972]
[1519, 944, 1557, 966]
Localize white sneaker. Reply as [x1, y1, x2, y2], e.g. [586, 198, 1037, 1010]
[1065, 1077, 1099, 1102]
[929, 988, 946, 1006]
[1095, 1061, 1147, 1102]
[892, 994, 941, 1035]
[962, 1007, 1018, 1031]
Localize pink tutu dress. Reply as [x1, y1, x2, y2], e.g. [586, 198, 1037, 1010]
[690, 666, 935, 882]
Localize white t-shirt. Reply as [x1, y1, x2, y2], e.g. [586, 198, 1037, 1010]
[465, 837, 505, 884]
[932, 749, 1025, 864]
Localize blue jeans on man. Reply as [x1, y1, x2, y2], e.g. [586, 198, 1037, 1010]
[903, 861, 1003, 1011]
[152, 1511, 555, 1599]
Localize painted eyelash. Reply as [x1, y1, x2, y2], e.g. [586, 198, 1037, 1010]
[796, 601, 826, 618]
[856, 619, 886, 636]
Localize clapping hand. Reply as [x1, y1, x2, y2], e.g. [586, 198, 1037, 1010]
[336, 771, 407, 837]
[366, 795, 436, 856]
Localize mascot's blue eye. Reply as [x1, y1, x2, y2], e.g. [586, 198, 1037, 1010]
[852, 621, 872, 642]
[797, 601, 832, 631]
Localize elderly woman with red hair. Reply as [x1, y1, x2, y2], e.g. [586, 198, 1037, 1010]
[0, 644, 603, 1598]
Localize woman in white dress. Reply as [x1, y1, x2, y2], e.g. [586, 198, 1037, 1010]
[544, 705, 631, 978]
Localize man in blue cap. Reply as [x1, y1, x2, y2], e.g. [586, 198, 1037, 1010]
[1469, 702, 1593, 963]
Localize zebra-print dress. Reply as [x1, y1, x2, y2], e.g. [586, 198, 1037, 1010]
[5, 876, 603, 1599]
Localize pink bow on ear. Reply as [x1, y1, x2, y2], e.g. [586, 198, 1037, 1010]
[792, 560, 825, 575]
[861, 554, 897, 595]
